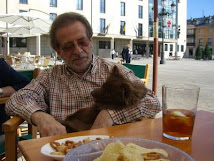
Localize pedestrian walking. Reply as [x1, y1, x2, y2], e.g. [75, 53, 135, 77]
[110, 49, 115, 59]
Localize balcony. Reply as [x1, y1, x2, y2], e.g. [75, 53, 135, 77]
[187, 43, 195, 46]
[187, 34, 195, 38]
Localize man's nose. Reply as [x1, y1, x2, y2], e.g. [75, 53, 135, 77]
[73, 43, 83, 54]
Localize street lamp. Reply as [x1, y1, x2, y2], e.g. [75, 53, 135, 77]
[159, 0, 176, 64]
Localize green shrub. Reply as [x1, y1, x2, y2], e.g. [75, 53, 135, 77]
[195, 46, 202, 60]
[203, 44, 212, 60]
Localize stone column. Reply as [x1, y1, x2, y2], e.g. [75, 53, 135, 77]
[36, 35, 41, 56]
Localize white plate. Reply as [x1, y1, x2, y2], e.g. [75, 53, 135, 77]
[40, 135, 109, 161]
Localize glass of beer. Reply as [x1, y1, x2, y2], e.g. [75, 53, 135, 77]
[162, 84, 200, 140]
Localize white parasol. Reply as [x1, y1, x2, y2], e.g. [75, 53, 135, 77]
[0, 12, 51, 55]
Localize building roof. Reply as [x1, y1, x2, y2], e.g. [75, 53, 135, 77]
[187, 15, 214, 27]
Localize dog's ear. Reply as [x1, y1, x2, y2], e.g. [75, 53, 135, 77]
[111, 65, 126, 80]
[121, 83, 131, 100]
[111, 65, 121, 77]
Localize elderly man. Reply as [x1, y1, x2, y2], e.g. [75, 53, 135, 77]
[6, 12, 161, 137]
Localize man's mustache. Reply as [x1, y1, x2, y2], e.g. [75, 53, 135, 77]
[71, 52, 88, 60]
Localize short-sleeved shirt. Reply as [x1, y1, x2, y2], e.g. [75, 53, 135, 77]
[6, 56, 161, 125]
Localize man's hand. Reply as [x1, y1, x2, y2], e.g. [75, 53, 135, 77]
[31, 111, 67, 137]
[91, 110, 113, 129]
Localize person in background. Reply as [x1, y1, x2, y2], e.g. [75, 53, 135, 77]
[121, 47, 126, 62]
[115, 51, 119, 58]
[124, 45, 131, 63]
[110, 49, 115, 60]
[0, 58, 30, 140]
[6, 12, 161, 137]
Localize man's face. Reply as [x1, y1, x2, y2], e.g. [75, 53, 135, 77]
[55, 21, 93, 74]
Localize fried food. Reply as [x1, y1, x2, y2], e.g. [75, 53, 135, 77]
[93, 142, 169, 161]
[50, 137, 102, 156]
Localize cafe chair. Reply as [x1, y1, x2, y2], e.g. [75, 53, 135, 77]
[1, 67, 43, 161]
[122, 63, 150, 86]
[42, 57, 50, 67]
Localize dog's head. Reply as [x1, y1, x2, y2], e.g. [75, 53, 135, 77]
[91, 66, 147, 110]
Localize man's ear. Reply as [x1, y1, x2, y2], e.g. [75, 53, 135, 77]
[55, 48, 62, 58]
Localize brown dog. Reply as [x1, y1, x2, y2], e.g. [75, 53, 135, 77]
[61, 65, 148, 132]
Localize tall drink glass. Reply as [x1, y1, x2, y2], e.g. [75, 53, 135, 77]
[162, 84, 200, 140]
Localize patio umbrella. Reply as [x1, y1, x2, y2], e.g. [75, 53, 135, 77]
[4, 26, 48, 35]
[0, 12, 51, 55]
[0, 12, 51, 28]
[2, 26, 49, 56]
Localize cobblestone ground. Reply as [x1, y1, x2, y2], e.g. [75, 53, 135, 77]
[106, 57, 214, 112]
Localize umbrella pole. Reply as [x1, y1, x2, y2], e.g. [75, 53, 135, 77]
[152, 0, 159, 94]
[6, 33, 9, 56]
[36, 35, 41, 56]
[6, 0, 10, 56]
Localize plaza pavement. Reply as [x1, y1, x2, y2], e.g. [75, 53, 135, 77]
[105, 57, 214, 113]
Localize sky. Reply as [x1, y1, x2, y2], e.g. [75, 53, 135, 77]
[187, 0, 214, 19]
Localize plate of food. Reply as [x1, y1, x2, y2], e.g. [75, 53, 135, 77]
[40, 135, 109, 161]
[63, 138, 195, 161]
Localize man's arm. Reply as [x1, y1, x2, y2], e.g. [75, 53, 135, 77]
[5, 70, 50, 124]
[91, 109, 113, 129]
[31, 111, 67, 137]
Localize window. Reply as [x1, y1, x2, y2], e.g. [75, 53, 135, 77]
[199, 38, 203, 46]
[100, 0, 105, 13]
[138, 23, 142, 37]
[187, 38, 194, 43]
[199, 29, 203, 33]
[187, 29, 194, 35]
[19, 0, 28, 4]
[207, 38, 212, 46]
[76, 0, 83, 10]
[181, 45, 184, 52]
[165, 44, 168, 51]
[208, 28, 212, 33]
[170, 44, 173, 51]
[99, 41, 110, 49]
[19, 10, 27, 13]
[50, 13, 57, 21]
[138, 6, 143, 19]
[9, 38, 27, 47]
[120, 2, 125, 16]
[120, 21, 126, 35]
[100, 18, 105, 33]
[50, 0, 57, 7]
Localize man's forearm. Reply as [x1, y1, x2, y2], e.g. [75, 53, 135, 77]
[31, 111, 67, 137]
[31, 111, 51, 126]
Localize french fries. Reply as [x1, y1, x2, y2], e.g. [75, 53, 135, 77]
[50, 137, 102, 155]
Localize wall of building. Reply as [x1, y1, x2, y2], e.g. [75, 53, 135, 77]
[0, 0, 186, 59]
[186, 17, 214, 59]
[176, 0, 187, 58]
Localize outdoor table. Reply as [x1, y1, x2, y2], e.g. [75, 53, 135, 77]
[18, 110, 214, 161]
